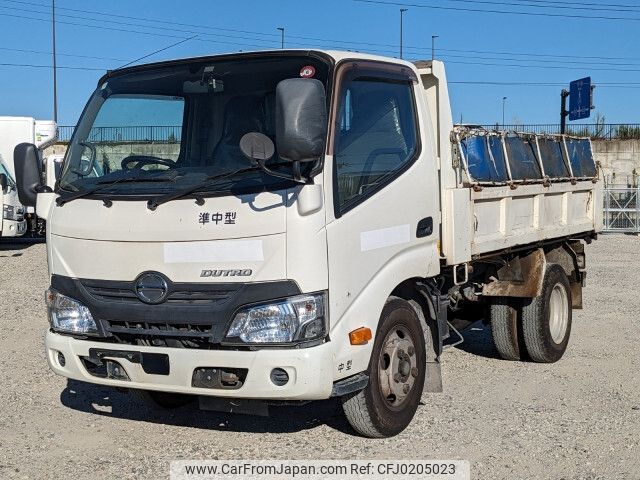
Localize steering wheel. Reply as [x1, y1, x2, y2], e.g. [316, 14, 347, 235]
[121, 155, 175, 170]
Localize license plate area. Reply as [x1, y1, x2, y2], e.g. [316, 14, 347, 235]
[88, 348, 170, 375]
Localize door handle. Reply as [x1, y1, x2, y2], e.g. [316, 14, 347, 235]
[416, 217, 433, 238]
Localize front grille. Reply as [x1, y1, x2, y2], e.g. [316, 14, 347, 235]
[52, 274, 302, 348]
[165, 289, 233, 305]
[104, 320, 218, 349]
[84, 283, 234, 305]
[85, 285, 138, 303]
[105, 320, 214, 338]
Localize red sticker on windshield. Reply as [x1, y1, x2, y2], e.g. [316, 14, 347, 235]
[299, 65, 316, 78]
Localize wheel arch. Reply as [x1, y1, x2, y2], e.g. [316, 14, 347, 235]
[481, 240, 585, 308]
[390, 278, 444, 393]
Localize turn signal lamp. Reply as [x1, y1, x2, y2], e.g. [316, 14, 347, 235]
[349, 327, 372, 345]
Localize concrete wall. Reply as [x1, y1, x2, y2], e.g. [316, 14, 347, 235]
[592, 140, 640, 186]
[43, 144, 68, 157]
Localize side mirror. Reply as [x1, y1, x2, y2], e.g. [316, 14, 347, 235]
[275, 78, 327, 163]
[14, 143, 43, 207]
[0, 173, 7, 193]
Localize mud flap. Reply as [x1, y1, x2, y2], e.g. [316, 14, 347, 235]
[408, 289, 445, 394]
[482, 248, 547, 298]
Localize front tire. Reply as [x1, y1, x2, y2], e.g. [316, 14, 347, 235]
[341, 298, 426, 438]
[522, 264, 572, 363]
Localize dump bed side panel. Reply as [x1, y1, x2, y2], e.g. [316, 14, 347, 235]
[443, 128, 601, 264]
[470, 182, 597, 256]
[412, 63, 600, 266]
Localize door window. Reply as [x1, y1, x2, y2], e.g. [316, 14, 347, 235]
[334, 77, 418, 213]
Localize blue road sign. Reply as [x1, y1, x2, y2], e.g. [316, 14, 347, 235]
[569, 77, 592, 121]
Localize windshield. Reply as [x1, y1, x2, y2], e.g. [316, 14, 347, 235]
[59, 55, 330, 197]
[0, 161, 16, 189]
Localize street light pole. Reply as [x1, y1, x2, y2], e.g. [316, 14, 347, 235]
[431, 35, 438, 61]
[277, 27, 285, 49]
[502, 96, 507, 128]
[52, 0, 57, 122]
[399, 8, 408, 59]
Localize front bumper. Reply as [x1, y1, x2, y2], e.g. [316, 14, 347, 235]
[46, 330, 335, 400]
[1, 219, 27, 237]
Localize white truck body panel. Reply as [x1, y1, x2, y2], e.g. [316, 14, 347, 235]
[30, 50, 600, 405]
[1, 117, 57, 220]
[469, 182, 598, 256]
[0, 116, 57, 180]
[43, 153, 65, 190]
[415, 61, 601, 266]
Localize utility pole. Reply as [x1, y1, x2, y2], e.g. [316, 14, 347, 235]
[52, 0, 57, 122]
[431, 35, 438, 61]
[277, 27, 285, 49]
[399, 8, 408, 59]
[560, 89, 569, 134]
[502, 96, 507, 128]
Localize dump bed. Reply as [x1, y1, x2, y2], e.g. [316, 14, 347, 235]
[414, 61, 602, 267]
[443, 127, 602, 265]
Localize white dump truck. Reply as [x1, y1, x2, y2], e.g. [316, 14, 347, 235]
[14, 50, 601, 438]
[0, 156, 27, 237]
[0, 116, 57, 235]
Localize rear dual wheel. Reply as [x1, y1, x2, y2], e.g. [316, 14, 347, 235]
[490, 264, 572, 363]
[521, 265, 572, 363]
[490, 298, 523, 360]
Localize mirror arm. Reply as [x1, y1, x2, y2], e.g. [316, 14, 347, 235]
[36, 185, 54, 193]
[255, 159, 309, 184]
[292, 161, 302, 182]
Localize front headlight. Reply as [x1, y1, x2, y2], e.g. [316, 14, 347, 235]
[3, 204, 15, 220]
[226, 292, 327, 345]
[45, 288, 98, 334]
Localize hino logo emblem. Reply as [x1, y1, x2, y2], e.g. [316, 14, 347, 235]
[134, 272, 169, 304]
[201, 269, 253, 278]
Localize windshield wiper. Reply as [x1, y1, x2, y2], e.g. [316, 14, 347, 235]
[146, 160, 301, 210]
[56, 170, 180, 207]
[146, 166, 261, 210]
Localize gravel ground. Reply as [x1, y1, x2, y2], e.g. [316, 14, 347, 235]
[0, 235, 638, 480]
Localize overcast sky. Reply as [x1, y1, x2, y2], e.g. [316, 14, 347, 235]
[1, 0, 639, 126]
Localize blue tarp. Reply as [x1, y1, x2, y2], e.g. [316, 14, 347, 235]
[538, 138, 570, 177]
[566, 138, 597, 177]
[504, 136, 542, 180]
[460, 132, 596, 183]
[460, 136, 509, 182]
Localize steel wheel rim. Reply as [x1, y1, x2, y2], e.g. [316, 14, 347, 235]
[549, 283, 569, 344]
[377, 325, 418, 409]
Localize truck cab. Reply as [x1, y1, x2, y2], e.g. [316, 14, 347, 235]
[14, 50, 599, 438]
[0, 158, 27, 237]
